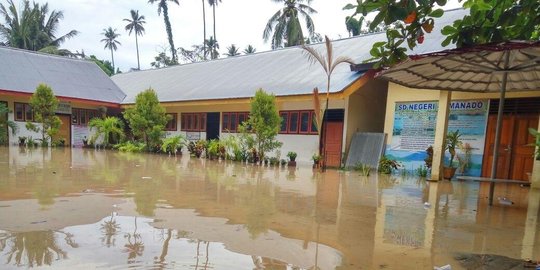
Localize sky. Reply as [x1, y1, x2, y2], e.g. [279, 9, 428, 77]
[34, 0, 356, 71]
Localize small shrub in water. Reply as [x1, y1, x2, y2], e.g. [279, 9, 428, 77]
[354, 162, 371, 176]
[378, 156, 401, 174]
[416, 165, 429, 178]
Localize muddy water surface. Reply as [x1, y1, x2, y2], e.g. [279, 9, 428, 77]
[0, 147, 538, 269]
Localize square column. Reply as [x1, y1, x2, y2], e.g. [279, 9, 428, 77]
[430, 91, 452, 181]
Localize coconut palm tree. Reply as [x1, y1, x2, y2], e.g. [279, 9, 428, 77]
[100, 27, 121, 74]
[88, 116, 124, 148]
[124, 10, 146, 70]
[302, 36, 353, 170]
[224, 44, 240, 57]
[0, 0, 78, 51]
[205, 36, 219, 59]
[243, 45, 256, 54]
[263, 0, 317, 49]
[148, 0, 179, 63]
[207, 0, 221, 43]
[0, 102, 17, 145]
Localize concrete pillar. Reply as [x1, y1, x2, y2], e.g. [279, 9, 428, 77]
[431, 91, 452, 181]
[531, 116, 540, 188]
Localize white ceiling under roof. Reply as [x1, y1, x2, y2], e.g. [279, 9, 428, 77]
[0, 47, 126, 104]
[110, 8, 467, 104]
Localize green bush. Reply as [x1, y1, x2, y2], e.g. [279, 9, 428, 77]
[354, 162, 372, 176]
[378, 156, 401, 174]
[114, 141, 146, 153]
[161, 135, 186, 155]
[416, 165, 429, 178]
[286, 151, 297, 161]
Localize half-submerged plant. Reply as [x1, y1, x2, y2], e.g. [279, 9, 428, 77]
[378, 156, 401, 174]
[416, 165, 429, 178]
[161, 135, 187, 156]
[355, 162, 371, 176]
[528, 128, 540, 161]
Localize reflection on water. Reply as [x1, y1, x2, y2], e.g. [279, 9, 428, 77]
[0, 146, 538, 269]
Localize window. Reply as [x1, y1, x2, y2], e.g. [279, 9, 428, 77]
[72, 108, 100, 126]
[279, 112, 289, 133]
[180, 113, 206, 132]
[289, 112, 299, 133]
[222, 112, 249, 132]
[279, 110, 317, 135]
[14, 102, 33, 122]
[165, 113, 177, 131]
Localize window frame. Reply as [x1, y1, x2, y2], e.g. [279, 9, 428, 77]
[14, 102, 34, 122]
[72, 108, 100, 126]
[278, 110, 318, 135]
[180, 113, 206, 132]
[222, 112, 249, 133]
[165, 113, 178, 131]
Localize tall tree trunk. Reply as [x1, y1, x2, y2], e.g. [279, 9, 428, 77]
[135, 33, 140, 70]
[110, 47, 115, 75]
[212, 4, 216, 42]
[162, 2, 177, 63]
[202, 0, 207, 60]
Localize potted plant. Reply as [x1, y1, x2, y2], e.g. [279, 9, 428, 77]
[18, 136, 26, 147]
[443, 130, 462, 180]
[287, 151, 297, 167]
[312, 154, 322, 168]
[378, 156, 401, 174]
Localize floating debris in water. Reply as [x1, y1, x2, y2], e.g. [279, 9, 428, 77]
[82, 189, 94, 193]
[135, 164, 141, 167]
[498, 197, 514, 205]
[423, 202, 431, 209]
[434, 265, 451, 270]
[141, 176, 152, 179]
[30, 220, 47, 224]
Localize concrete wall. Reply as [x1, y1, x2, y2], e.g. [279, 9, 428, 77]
[383, 83, 540, 144]
[344, 79, 388, 155]
[0, 94, 106, 147]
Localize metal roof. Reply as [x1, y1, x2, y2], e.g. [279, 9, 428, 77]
[378, 41, 540, 92]
[0, 47, 126, 104]
[113, 8, 468, 104]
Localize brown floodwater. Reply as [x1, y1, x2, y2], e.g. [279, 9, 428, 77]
[0, 146, 538, 270]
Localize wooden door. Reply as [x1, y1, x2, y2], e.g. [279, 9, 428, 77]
[482, 115, 514, 179]
[509, 114, 538, 180]
[53, 114, 71, 146]
[323, 122, 344, 167]
[482, 113, 538, 181]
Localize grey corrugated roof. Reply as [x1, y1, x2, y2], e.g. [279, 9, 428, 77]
[113, 8, 467, 104]
[0, 47, 126, 104]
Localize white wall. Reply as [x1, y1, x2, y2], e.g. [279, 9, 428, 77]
[7, 111, 43, 145]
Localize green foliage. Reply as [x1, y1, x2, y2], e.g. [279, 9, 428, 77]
[206, 139, 225, 160]
[161, 135, 186, 155]
[89, 116, 124, 147]
[243, 45, 256, 54]
[416, 165, 429, 178]
[528, 128, 540, 160]
[224, 44, 240, 57]
[354, 162, 372, 176]
[221, 135, 250, 161]
[345, 0, 540, 67]
[148, 0, 180, 63]
[114, 141, 146, 153]
[100, 27, 121, 73]
[89, 55, 114, 76]
[312, 153, 322, 163]
[263, 0, 317, 49]
[0, 0, 78, 51]
[151, 50, 177, 68]
[239, 89, 282, 162]
[28, 84, 61, 144]
[188, 139, 207, 158]
[0, 103, 17, 145]
[124, 9, 146, 70]
[445, 130, 462, 168]
[123, 88, 170, 150]
[378, 156, 401, 174]
[286, 151, 297, 161]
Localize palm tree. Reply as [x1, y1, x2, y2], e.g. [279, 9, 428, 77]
[243, 45, 256, 54]
[0, 102, 17, 145]
[88, 116, 124, 147]
[205, 36, 219, 59]
[263, 0, 317, 49]
[101, 27, 121, 74]
[302, 36, 353, 170]
[0, 0, 78, 51]
[124, 10, 146, 70]
[148, 0, 179, 63]
[207, 0, 221, 43]
[224, 44, 240, 57]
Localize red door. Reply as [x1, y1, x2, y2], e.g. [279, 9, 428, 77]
[323, 122, 344, 168]
[482, 114, 538, 181]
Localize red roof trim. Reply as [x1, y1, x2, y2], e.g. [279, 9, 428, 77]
[0, 88, 122, 108]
